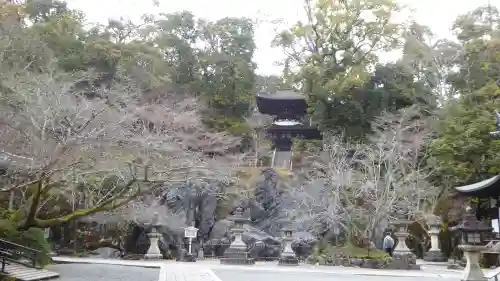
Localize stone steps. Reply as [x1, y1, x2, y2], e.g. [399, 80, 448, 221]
[3, 263, 59, 281]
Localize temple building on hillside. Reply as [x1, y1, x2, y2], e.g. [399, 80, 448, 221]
[455, 175, 500, 222]
[454, 111, 500, 232]
[255, 90, 322, 169]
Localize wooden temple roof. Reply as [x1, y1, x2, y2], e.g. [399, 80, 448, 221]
[256, 91, 308, 117]
[454, 175, 500, 198]
[266, 123, 322, 140]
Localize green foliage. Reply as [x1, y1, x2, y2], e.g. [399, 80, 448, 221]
[429, 74, 500, 186]
[0, 273, 16, 281]
[273, 0, 438, 140]
[424, 6, 500, 192]
[0, 218, 51, 266]
[207, 116, 251, 135]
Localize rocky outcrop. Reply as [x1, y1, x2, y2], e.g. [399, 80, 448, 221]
[123, 224, 150, 256]
[203, 219, 283, 259]
[198, 183, 218, 239]
[122, 168, 309, 260]
[242, 224, 282, 260]
[249, 169, 286, 236]
[203, 219, 233, 257]
[161, 182, 219, 241]
[291, 232, 317, 259]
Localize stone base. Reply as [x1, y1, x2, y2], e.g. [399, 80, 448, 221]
[447, 263, 463, 270]
[279, 255, 299, 266]
[460, 245, 487, 281]
[424, 250, 446, 262]
[177, 253, 196, 262]
[388, 252, 420, 270]
[144, 253, 163, 260]
[220, 257, 256, 265]
[220, 246, 255, 265]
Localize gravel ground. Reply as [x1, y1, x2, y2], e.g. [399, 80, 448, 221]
[48, 264, 159, 281]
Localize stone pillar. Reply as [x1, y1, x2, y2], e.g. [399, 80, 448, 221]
[424, 215, 446, 262]
[279, 226, 298, 266]
[390, 219, 420, 270]
[459, 245, 487, 281]
[392, 219, 412, 254]
[144, 227, 162, 260]
[220, 207, 255, 265]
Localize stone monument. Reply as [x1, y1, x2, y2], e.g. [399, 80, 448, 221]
[278, 224, 298, 266]
[424, 214, 446, 262]
[144, 213, 162, 260]
[389, 210, 420, 270]
[220, 207, 255, 265]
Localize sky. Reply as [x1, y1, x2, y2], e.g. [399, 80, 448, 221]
[66, 0, 499, 75]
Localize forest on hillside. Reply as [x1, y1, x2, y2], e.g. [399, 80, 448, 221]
[0, 0, 500, 259]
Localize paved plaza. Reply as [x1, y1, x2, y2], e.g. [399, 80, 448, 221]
[49, 264, 159, 281]
[214, 269, 454, 281]
[45, 257, 482, 281]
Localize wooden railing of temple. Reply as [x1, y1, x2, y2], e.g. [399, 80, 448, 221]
[0, 238, 41, 271]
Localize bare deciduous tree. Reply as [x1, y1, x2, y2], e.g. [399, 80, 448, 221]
[285, 106, 438, 244]
[245, 111, 273, 166]
[0, 69, 244, 229]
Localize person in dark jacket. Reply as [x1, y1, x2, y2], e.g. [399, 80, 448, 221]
[383, 233, 395, 256]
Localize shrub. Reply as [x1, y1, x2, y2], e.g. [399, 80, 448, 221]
[0, 219, 52, 266]
[307, 242, 392, 265]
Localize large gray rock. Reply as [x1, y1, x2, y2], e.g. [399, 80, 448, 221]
[204, 219, 233, 257]
[160, 182, 220, 251]
[242, 224, 282, 260]
[198, 183, 218, 238]
[291, 232, 317, 259]
[123, 225, 150, 256]
[203, 219, 282, 259]
[248, 169, 287, 236]
[158, 232, 181, 259]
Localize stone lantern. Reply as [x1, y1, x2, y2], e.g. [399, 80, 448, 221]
[144, 213, 162, 260]
[279, 224, 298, 266]
[455, 206, 492, 281]
[424, 214, 446, 262]
[389, 210, 420, 270]
[220, 207, 255, 265]
[391, 212, 413, 255]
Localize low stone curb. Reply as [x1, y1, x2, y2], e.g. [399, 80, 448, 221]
[51, 256, 165, 268]
[209, 263, 461, 278]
